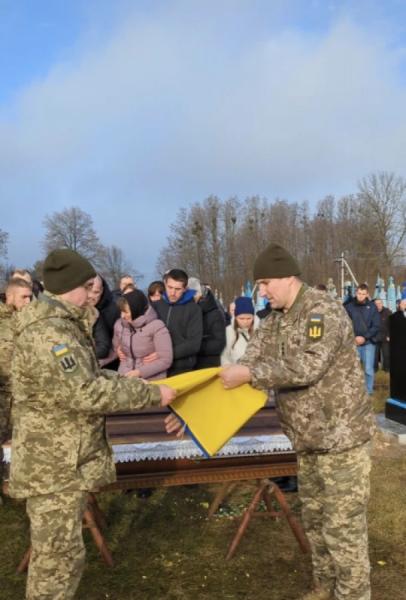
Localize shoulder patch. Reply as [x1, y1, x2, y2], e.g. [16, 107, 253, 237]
[307, 313, 324, 341]
[51, 344, 69, 358]
[51, 344, 78, 373]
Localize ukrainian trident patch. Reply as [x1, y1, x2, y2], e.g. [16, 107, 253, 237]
[51, 344, 78, 373]
[307, 314, 324, 341]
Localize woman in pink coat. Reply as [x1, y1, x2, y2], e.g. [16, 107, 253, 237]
[114, 289, 173, 380]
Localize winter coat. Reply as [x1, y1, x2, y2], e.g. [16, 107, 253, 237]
[113, 306, 173, 380]
[376, 306, 391, 342]
[93, 313, 112, 359]
[0, 303, 15, 396]
[221, 317, 260, 365]
[95, 277, 120, 338]
[345, 298, 380, 343]
[0, 303, 15, 443]
[196, 290, 226, 369]
[153, 290, 203, 376]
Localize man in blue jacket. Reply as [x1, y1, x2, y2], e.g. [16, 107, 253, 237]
[153, 269, 203, 376]
[345, 283, 380, 395]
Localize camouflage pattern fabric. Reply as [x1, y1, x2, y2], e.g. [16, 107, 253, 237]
[0, 393, 11, 486]
[239, 284, 375, 598]
[0, 302, 15, 396]
[0, 303, 15, 487]
[239, 285, 376, 453]
[9, 292, 162, 499]
[298, 443, 371, 600]
[26, 490, 87, 600]
[9, 292, 163, 598]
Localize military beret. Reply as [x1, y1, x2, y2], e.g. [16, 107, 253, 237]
[43, 249, 97, 294]
[253, 243, 301, 280]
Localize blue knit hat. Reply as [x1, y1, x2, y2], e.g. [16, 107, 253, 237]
[234, 296, 254, 316]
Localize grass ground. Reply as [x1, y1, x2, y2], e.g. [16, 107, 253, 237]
[1, 372, 405, 600]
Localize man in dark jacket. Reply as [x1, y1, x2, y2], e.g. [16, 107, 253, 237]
[88, 275, 121, 367]
[373, 299, 391, 372]
[188, 277, 226, 368]
[90, 275, 120, 337]
[388, 296, 406, 405]
[345, 283, 380, 395]
[153, 269, 203, 376]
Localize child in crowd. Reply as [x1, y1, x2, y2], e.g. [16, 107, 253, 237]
[221, 296, 258, 365]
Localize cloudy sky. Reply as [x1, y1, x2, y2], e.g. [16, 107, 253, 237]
[1, 0, 406, 282]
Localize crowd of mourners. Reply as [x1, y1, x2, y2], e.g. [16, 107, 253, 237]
[0, 268, 398, 400]
[0, 266, 270, 392]
[77, 268, 263, 378]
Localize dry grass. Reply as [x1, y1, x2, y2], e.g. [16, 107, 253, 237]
[1, 371, 405, 599]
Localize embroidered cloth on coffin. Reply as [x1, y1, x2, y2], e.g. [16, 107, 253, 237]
[2, 434, 292, 464]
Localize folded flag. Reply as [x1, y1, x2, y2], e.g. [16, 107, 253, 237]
[153, 367, 267, 457]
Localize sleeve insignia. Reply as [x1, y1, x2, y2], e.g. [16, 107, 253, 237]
[51, 344, 78, 373]
[307, 314, 324, 341]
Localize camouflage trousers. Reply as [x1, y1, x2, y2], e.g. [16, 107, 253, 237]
[0, 393, 11, 487]
[298, 443, 371, 600]
[26, 490, 87, 600]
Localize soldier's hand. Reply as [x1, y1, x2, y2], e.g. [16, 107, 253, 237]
[159, 384, 177, 407]
[164, 413, 186, 437]
[220, 365, 252, 389]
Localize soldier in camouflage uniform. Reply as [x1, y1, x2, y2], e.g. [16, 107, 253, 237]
[220, 244, 375, 600]
[9, 249, 176, 600]
[0, 277, 33, 498]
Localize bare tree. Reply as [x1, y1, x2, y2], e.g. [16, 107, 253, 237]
[99, 245, 141, 289]
[42, 207, 105, 268]
[157, 177, 406, 304]
[358, 172, 406, 276]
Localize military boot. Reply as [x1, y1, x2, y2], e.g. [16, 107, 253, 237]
[299, 587, 333, 600]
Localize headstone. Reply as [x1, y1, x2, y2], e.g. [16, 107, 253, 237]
[396, 285, 402, 303]
[387, 277, 397, 312]
[374, 275, 387, 304]
[343, 281, 354, 303]
[255, 293, 267, 312]
[326, 278, 337, 299]
[374, 274, 382, 300]
[245, 281, 253, 298]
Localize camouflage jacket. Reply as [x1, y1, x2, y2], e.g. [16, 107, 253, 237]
[239, 285, 376, 454]
[0, 302, 15, 396]
[9, 293, 161, 499]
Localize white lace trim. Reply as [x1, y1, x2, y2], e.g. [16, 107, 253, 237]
[112, 434, 292, 462]
[2, 434, 292, 464]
